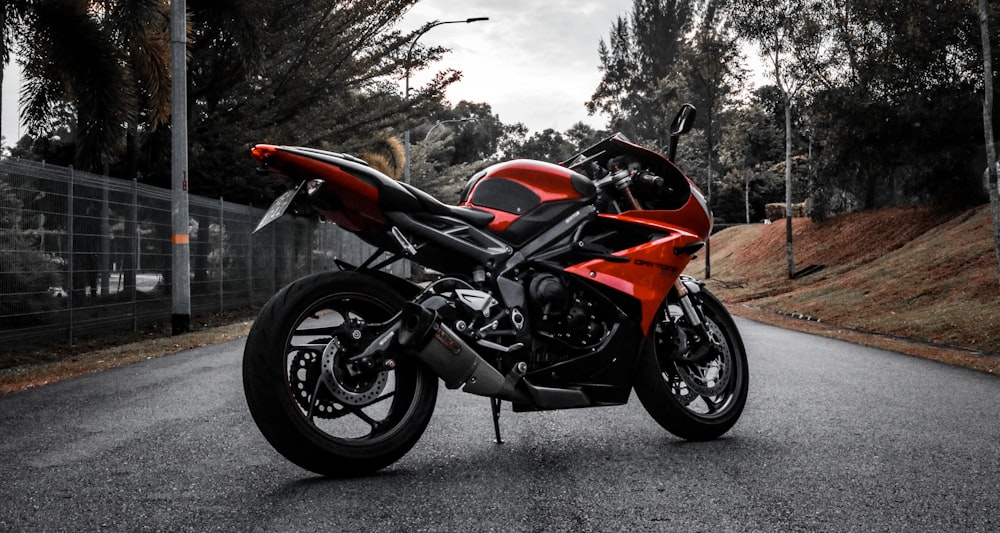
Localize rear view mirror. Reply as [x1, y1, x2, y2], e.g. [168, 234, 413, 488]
[667, 103, 697, 161]
[670, 103, 697, 136]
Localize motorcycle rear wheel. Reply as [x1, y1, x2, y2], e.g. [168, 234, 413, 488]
[634, 287, 748, 441]
[243, 271, 438, 477]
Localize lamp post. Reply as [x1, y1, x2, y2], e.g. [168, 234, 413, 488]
[403, 17, 488, 185]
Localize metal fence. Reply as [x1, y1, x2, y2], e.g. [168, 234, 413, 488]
[0, 156, 399, 348]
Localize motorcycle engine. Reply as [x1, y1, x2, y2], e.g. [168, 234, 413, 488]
[526, 271, 611, 365]
[410, 273, 615, 371]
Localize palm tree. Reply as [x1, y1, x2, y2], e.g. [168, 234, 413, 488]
[18, 0, 134, 172]
[12, 0, 171, 174]
[104, 0, 171, 178]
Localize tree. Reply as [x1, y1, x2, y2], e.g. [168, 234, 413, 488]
[399, 100, 512, 202]
[110, 0, 172, 179]
[7, 1, 461, 204]
[563, 122, 606, 152]
[980, 0, 1000, 284]
[717, 88, 787, 223]
[182, 0, 460, 205]
[718, 0, 999, 228]
[731, 0, 825, 277]
[803, 0, 988, 217]
[1, 1, 13, 142]
[587, 0, 696, 146]
[504, 129, 577, 162]
[408, 130, 481, 203]
[675, 1, 745, 277]
[682, 3, 744, 177]
[17, 0, 135, 172]
[425, 101, 507, 165]
[8, 1, 173, 174]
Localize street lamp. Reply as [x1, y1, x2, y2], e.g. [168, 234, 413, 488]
[425, 117, 479, 140]
[403, 17, 488, 185]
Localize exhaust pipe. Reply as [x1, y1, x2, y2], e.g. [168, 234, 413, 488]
[397, 300, 590, 409]
[397, 302, 529, 402]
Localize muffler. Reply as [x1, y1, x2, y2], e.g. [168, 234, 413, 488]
[397, 301, 528, 402]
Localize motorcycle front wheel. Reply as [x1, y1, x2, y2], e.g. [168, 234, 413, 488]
[634, 287, 748, 441]
[243, 271, 438, 477]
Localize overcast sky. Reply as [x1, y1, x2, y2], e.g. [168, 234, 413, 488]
[402, 0, 634, 132]
[1, 1, 633, 146]
[2, 62, 22, 146]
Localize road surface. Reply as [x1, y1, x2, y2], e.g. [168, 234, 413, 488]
[1, 318, 998, 532]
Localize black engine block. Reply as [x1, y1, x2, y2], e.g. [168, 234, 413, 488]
[526, 271, 612, 364]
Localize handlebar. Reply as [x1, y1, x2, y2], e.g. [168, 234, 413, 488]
[596, 168, 653, 211]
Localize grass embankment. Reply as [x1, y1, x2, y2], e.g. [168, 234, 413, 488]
[687, 205, 1000, 373]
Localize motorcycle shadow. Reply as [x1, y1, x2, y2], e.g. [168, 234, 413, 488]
[263, 429, 781, 532]
[279, 418, 769, 489]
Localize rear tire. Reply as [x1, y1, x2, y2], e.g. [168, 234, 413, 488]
[634, 287, 748, 441]
[243, 271, 438, 476]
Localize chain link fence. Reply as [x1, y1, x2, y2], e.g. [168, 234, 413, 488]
[1, 157, 401, 349]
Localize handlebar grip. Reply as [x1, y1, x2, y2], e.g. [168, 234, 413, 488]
[636, 172, 664, 187]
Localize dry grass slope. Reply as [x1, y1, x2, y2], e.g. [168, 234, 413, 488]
[689, 205, 1000, 362]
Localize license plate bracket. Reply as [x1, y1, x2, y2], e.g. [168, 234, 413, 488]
[254, 181, 305, 233]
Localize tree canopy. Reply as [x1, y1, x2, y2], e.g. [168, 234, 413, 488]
[2, 0, 998, 227]
[4, 0, 465, 203]
[587, 0, 696, 147]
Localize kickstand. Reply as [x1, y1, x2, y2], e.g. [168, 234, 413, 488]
[490, 398, 504, 444]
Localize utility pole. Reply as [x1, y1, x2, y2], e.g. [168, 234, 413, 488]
[170, 0, 191, 334]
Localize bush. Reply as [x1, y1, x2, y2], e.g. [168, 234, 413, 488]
[0, 233, 65, 327]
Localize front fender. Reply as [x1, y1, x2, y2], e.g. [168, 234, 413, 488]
[679, 274, 704, 295]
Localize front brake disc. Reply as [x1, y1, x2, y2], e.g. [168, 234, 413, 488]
[674, 320, 732, 396]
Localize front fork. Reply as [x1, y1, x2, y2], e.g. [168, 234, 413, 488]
[671, 277, 720, 364]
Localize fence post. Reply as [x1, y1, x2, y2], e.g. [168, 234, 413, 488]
[67, 166, 75, 343]
[308, 220, 315, 276]
[100, 183, 111, 296]
[219, 196, 224, 313]
[247, 211, 254, 307]
[132, 178, 139, 332]
[271, 225, 277, 296]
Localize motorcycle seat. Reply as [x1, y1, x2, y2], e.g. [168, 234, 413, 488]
[285, 146, 494, 228]
[400, 182, 496, 228]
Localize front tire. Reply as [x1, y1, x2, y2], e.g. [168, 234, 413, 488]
[634, 286, 748, 441]
[243, 271, 438, 477]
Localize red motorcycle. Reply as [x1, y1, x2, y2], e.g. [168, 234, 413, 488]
[243, 105, 748, 476]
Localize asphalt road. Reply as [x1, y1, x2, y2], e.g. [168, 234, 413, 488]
[1, 318, 999, 532]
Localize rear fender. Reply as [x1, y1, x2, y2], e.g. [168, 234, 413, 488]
[333, 259, 422, 300]
[251, 144, 409, 232]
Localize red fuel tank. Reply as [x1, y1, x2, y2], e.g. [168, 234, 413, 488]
[459, 160, 596, 245]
